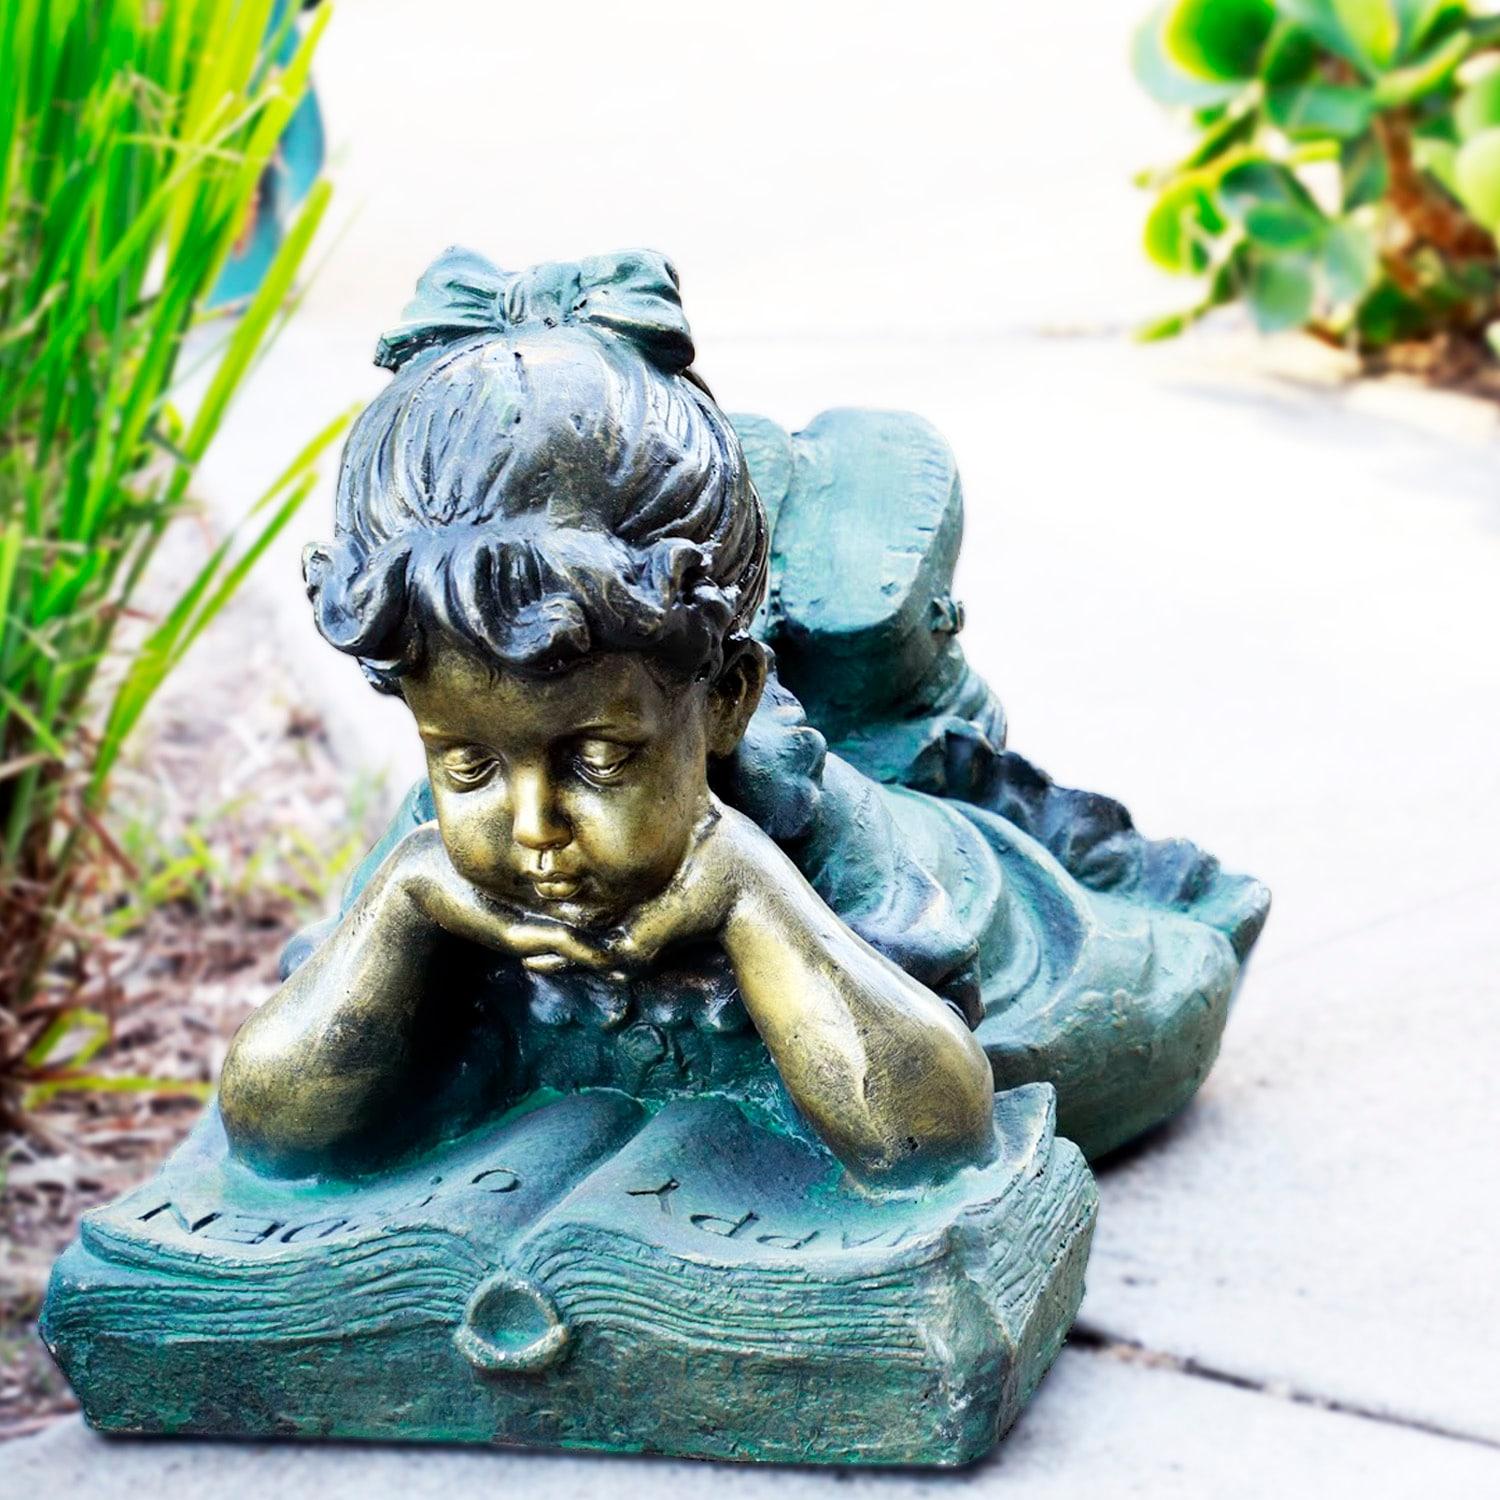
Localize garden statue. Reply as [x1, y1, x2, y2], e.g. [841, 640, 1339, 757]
[43, 249, 1269, 1465]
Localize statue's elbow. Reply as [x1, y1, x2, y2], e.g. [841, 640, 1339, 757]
[219, 1035, 277, 1168]
[219, 1026, 326, 1178]
[953, 1031, 996, 1140]
[921, 1040, 997, 1173]
[841, 1038, 996, 1189]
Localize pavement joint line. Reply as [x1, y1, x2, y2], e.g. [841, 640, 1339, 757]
[1069, 1324, 1500, 1452]
[1251, 873, 1500, 974]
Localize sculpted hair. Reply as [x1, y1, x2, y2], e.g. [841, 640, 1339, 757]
[305, 249, 768, 693]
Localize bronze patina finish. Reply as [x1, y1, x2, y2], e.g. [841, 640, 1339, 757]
[42, 247, 1268, 1464]
[222, 639, 996, 1188]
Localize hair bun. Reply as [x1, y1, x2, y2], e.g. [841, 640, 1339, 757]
[374, 247, 696, 375]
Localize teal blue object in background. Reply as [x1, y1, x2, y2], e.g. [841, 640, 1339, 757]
[208, 0, 325, 309]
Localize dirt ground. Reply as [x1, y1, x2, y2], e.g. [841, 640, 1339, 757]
[0, 574, 385, 1440]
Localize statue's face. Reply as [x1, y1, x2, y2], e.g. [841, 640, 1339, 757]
[402, 642, 720, 929]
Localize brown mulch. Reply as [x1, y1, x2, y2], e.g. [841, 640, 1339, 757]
[1364, 331, 1500, 399]
[0, 590, 385, 1442]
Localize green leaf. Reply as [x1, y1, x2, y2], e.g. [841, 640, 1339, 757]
[1219, 158, 1325, 222]
[1413, 136, 1460, 195]
[1356, 279, 1433, 344]
[1137, 311, 1194, 342]
[1261, 24, 1321, 86]
[1393, 0, 1469, 56]
[1163, 0, 1277, 81]
[1208, 240, 1256, 304]
[1455, 67, 1500, 140]
[91, 483, 309, 795]
[1180, 99, 1261, 167]
[0, 521, 22, 632]
[1136, 268, 1245, 340]
[89, 399, 351, 798]
[23, 1008, 111, 1069]
[1340, 131, 1390, 208]
[1454, 126, 1500, 228]
[0, 681, 67, 760]
[1278, 0, 1373, 68]
[1134, 4, 1245, 106]
[22, 1074, 213, 1109]
[1333, 0, 1401, 70]
[1144, 174, 1229, 272]
[1267, 82, 1375, 139]
[1370, 27, 1471, 107]
[1247, 253, 1318, 329]
[1244, 200, 1325, 247]
[1322, 219, 1380, 303]
[177, 180, 334, 472]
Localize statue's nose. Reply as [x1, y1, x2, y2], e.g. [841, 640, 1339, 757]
[509, 766, 569, 851]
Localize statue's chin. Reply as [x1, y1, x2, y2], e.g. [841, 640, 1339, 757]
[509, 885, 634, 935]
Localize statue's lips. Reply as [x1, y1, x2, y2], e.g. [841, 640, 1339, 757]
[519, 853, 584, 903]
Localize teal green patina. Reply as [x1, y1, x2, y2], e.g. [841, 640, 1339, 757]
[43, 1085, 1095, 1463]
[42, 249, 1267, 1465]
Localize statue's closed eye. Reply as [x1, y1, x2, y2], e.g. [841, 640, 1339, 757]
[440, 747, 499, 787]
[574, 739, 633, 783]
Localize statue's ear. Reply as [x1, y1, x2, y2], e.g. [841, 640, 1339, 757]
[706, 642, 767, 757]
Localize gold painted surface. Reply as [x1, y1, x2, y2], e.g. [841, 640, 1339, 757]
[221, 639, 995, 1190]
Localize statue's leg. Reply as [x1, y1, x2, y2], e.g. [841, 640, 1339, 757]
[734, 407, 1007, 779]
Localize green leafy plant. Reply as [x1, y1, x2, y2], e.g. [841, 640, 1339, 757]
[0, 0, 347, 1119]
[1136, 0, 1500, 361]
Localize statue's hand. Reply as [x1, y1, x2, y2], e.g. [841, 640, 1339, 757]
[598, 796, 763, 970]
[389, 823, 615, 972]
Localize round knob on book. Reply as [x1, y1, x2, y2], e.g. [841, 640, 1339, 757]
[455, 1269, 569, 1373]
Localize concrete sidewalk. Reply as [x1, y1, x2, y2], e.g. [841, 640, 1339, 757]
[10, 1339, 1497, 1498]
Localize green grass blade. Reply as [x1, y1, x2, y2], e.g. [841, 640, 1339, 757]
[177, 177, 334, 473]
[22, 1074, 213, 1108]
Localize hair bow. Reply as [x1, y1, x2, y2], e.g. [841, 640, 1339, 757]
[374, 247, 695, 373]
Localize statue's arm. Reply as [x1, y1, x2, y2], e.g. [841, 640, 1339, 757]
[222, 824, 613, 1177]
[278, 779, 434, 980]
[720, 825, 996, 1187]
[609, 799, 995, 1188]
[221, 834, 444, 1176]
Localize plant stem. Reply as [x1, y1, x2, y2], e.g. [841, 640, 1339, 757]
[1374, 109, 1495, 261]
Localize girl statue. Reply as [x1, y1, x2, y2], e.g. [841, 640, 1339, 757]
[43, 249, 1269, 1462]
[219, 247, 1268, 1184]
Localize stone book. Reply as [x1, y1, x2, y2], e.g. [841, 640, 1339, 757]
[42, 1082, 1095, 1466]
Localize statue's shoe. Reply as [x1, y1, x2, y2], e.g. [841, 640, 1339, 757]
[737, 406, 979, 749]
